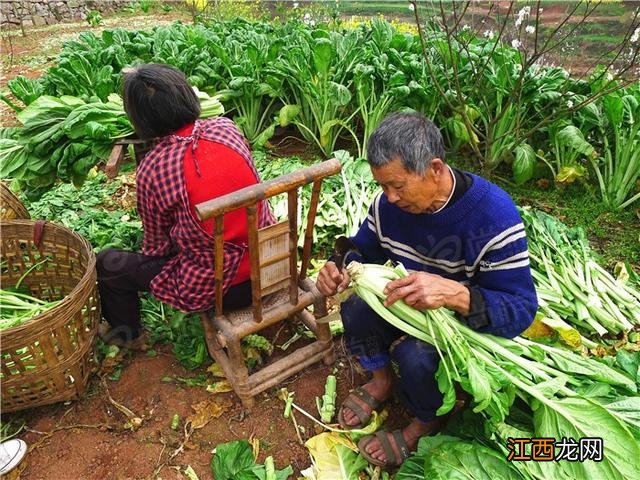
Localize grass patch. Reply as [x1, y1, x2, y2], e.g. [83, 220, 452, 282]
[448, 155, 639, 271]
[339, 1, 413, 15]
[578, 33, 625, 44]
[507, 183, 639, 270]
[574, 0, 628, 18]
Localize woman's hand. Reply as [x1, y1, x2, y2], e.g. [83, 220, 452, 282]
[316, 261, 351, 297]
[383, 272, 470, 315]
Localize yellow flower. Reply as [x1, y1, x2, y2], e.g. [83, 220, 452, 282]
[185, 0, 208, 12]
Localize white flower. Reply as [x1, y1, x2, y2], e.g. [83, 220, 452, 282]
[566, 100, 574, 109]
[483, 29, 495, 40]
[408, 3, 415, 11]
[293, 2, 298, 8]
[631, 27, 640, 43]
[515, 6, 531, 28]
[302, 13, 316, 26]
[120, 214, 131, 222]
[462, 24, 471, 32]
[525, 25, 535, 34]
[511, 39, 522, 49]
[607, 72, 614, 81]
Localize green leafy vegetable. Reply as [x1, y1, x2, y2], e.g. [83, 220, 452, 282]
[397, 435, 522, 480]
[211, 440, 292, 480]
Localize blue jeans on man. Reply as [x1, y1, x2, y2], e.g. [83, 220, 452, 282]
[341, 296, 444, 423]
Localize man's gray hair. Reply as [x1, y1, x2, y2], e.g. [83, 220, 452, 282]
[366, 112, 446, 175]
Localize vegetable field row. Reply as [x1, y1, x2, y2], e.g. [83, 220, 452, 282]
[2, 18, 639, 208]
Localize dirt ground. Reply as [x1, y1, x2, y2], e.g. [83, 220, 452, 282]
[6, 337, 386, 480]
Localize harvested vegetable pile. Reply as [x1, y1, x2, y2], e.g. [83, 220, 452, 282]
[0, 259, 60, 330]
[347, 261, 640, 479]
[521, 207, 640, 341]
[0, 291, 61, 330]
[0, 94, 133, 196]
[1, 90, 223, 198]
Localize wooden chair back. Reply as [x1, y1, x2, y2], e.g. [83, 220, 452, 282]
[195, 158, 341, 321]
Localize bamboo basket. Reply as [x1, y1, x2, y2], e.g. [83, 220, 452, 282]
[1, 182, 30, 220]
[1, 220, 99, 412]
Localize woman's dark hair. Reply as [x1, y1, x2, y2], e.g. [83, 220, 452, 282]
[367, 112, 446, 175]
[123, 63, 201, 140]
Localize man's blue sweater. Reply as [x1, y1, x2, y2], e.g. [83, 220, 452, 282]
[350, 173, 537, 338]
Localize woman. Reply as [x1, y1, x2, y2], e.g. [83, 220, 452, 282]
[97, 63, 274, 349]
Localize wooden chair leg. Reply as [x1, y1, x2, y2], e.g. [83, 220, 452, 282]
[200, 313, 255, 409]
[200, 312, 224, 355]
[318, 324, 336, 365]
[226, 334, 254, 409]
[105, 144, 125, 179]
[313, 298, 336, 366]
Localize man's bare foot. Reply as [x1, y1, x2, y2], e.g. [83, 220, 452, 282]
[341, 376, 394, 427]
[361, 417, 446, 465]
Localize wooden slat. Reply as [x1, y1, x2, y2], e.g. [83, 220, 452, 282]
[258, 221, 289, 242]
[196, 159, 341, 220]
[246, 206, 262, 323]
[260, 259, 289, 290]
[258, 221, 289, 267]
[214, 214, 225, 317]
[114, 138, 150, 146]
[300, 179, 322, 280]
[258, 220, 290, 295]
[260, 278, 290, 297]
[259, 251, 290, 268]
[287, 190, 298, 305]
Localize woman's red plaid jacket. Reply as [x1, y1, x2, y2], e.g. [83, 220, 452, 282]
[136, 117, 275, 312]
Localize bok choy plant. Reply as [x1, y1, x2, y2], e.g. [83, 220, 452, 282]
[353, 18, 411, 159]
[1, 90, 223, 196]
[214, 29, 285, 147]
[411, 0, 639, 182]
[276, 27, 361, 157]
[589, 87, 640, 210]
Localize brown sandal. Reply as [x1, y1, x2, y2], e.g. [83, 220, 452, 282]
[337, 386, 384, 429]
[357, 430, 411, 468]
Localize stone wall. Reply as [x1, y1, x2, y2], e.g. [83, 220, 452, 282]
[1, 0, 134, 29]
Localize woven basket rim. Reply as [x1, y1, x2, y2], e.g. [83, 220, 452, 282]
[1, 182, 30, 219]
[0, 219, 96, 335]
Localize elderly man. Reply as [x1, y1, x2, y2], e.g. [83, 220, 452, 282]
[316, 112, 537, 467]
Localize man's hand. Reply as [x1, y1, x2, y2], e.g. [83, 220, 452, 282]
[383, 272, 470, 316]
[316, 261, 351, 297]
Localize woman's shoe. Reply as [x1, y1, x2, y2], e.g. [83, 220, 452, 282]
[98, 322, 147, 351]
[0, 439, 27, 475]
